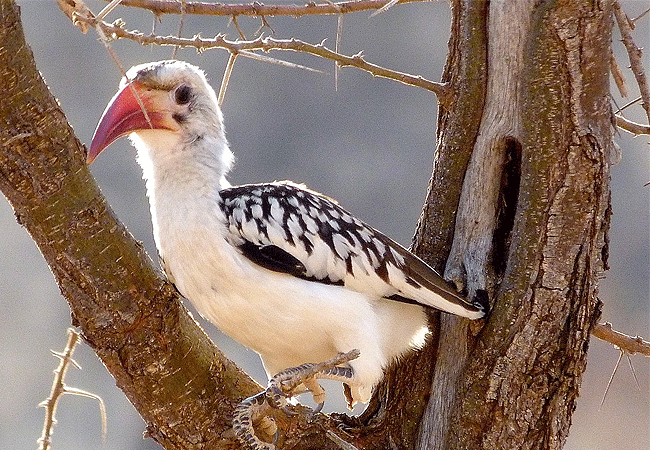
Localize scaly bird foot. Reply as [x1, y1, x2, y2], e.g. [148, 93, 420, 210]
[233, 349, 360, 450]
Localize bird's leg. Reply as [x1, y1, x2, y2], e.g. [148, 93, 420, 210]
[270, 349, 359, 409]
[233, 349, 360, 450]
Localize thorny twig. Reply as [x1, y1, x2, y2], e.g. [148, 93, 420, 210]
[592, 322, 648, 409]
[598, 347, 643, 409]
[61, 0, 343, 107]
[108, 0, 430, 18]
[72, 15, 452, 102]
[613, 0, 650, 128]
[38, 329, 107, 450]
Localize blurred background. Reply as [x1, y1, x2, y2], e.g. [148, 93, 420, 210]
[1, 1, 648, 449]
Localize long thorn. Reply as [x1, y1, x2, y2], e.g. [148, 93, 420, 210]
[218, 52, 238, 106]
[625, 354, 642, 392]
[600, 350, 623, 410]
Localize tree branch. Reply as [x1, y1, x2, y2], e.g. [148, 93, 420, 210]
[111, 0, 431, 18]
[613, 0, 650, 127]
[38, 328, 101, 450]
[71, 14, 452, 101]
[592, 322, 650, 356]
[615, 113, 650, 135]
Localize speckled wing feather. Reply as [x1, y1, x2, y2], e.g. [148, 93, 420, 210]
[219, 181, 483, 317]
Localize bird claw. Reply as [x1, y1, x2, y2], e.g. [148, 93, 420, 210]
[233, 392, 277, 450]
[281, 405, 298, 416]
[233, 350, 360, 450]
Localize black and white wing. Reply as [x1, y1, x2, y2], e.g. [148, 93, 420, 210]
[219, 181, 484, 319]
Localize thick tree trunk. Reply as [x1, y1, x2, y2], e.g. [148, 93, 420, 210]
[414, 1, 611, 449]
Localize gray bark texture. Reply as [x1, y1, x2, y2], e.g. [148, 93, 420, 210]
[0, 0, 611, 449]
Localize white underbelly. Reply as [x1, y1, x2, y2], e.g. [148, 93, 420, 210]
[173, 244, 372, 365]
[161, 230, 428, 402]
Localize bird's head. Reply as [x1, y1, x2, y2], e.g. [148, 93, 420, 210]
[88, 60, 227, 165]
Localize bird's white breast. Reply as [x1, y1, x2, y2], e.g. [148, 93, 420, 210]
[135, 136, 428, 404]
[155, 198, 428, 402]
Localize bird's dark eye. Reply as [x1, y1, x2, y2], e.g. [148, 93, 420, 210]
[174, 84, 192, 105]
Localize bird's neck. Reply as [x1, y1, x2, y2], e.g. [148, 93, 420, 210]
[131, 131, 233, 246]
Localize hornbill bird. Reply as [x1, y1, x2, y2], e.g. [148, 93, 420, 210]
[88, 60, 484, 448]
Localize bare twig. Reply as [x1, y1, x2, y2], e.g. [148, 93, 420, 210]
[96, 0, 124, 21]
[610, 51, 628, 98]
[615, 95, 642, 114]
[626, 352, 642, 391]
[218, 52, 238, 106]
[255, 14, 275, 36]
[335, 14, 343, 90]
[239, 50, 325, 74]
[217, 48, 324, 105]
[108, 0, 429, 18]
[592, 322, 650, 356]
[599, 349, 623, 410]
[321, 0, 345, 90]
[631, 7, 650, 23]
[38, 329, 107, 450]
[171, 0, 187, 58]
[231, 15, 246, 39]
[72, 15, 451, 101]
[370, 0, 400, 17]
[614, 114, 650, 135]
[614, 0, 650, 125]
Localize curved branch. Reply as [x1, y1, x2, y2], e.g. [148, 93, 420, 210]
[72, 15, 452, 101]
[615, 113, 650, 135]
[112, 0, 431, 17]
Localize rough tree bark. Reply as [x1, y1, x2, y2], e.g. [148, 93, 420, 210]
[413, 1, 610, 449]
[0, 0, 611, 449]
